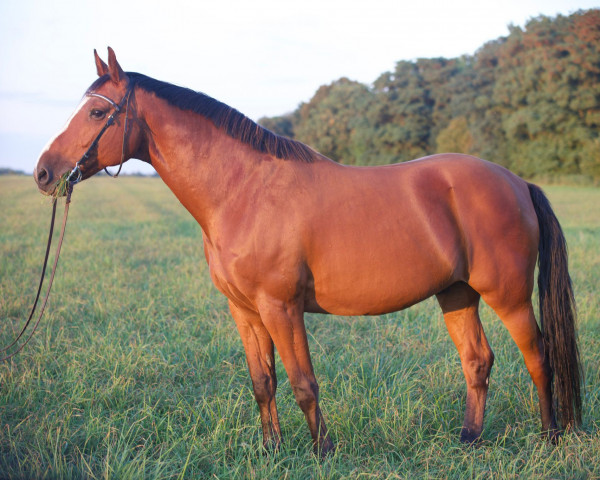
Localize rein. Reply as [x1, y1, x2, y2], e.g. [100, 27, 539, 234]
[0, 187, 73, 361]
[1, 86, 132, 361]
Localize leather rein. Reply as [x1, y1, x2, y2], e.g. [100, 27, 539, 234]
[1, 85, 133, 361]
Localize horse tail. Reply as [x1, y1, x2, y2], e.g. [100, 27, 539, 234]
[528, 183, 582, 428]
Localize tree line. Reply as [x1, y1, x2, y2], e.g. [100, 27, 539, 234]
[260, 10, 599, 181]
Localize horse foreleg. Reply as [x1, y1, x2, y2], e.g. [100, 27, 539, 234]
[229, 301, 282, 451]
[436, 283, 495, 443]
[258, 299, 334, 457]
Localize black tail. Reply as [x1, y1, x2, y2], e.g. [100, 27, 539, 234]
[528, 183, 582, 428]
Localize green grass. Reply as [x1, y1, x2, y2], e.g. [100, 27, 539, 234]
[1, 175, 599, 479]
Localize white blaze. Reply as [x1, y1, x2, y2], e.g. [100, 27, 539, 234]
[36, 97, 93, 165]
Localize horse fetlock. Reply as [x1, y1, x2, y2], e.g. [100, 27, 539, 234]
[543, 426, 562, 445]
[262, 430, 283, 453]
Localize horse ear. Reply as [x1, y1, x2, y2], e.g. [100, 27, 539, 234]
[107, 46, 127, 84]
[94, 49, 109, 77]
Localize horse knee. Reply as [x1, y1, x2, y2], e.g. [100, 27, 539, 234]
[252, 373, 276, 405]
[291, 378, 319, 412]
[465, 350, 494, 389]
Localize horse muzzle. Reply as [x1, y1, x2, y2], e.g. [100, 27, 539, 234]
[34, 155, 71, 196]
[34, 164, 55, 195]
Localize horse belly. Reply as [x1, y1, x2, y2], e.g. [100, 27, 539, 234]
[305, 229, 459, 316]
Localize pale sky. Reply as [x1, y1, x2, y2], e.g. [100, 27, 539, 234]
[0, 0, 596, 175]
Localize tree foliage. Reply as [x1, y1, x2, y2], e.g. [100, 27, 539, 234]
[259, 10, 600, 180]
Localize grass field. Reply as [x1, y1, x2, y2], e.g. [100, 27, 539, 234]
[1, 175, 599, 479]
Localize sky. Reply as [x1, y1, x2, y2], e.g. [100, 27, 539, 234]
[0, 0, 597, 175]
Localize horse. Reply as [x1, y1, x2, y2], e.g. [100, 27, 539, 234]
[34, 48, 581, 455]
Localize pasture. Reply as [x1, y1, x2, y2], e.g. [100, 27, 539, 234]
[1, 175, 598, 479]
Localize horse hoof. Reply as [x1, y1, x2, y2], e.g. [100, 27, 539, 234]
[460, 429, 482, 445]
[314, 441, 336, 459]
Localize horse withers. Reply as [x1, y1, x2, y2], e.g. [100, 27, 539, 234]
[35, 48, 581, 455]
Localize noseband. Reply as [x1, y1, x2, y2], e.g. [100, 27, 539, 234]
[67, 83, 134, 184]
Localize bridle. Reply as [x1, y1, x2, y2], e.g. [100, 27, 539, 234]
[1, 83, 134, 361]
[67, 82, 134, 183]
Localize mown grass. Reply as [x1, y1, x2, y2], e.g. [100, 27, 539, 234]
[1, 175, 599, 479]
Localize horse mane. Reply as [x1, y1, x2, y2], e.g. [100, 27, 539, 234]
[87, 73, 316, 163]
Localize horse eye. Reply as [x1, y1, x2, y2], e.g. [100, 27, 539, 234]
[90, 109, 106, 120]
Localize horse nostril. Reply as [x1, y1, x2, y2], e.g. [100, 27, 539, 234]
[37, 167, 49, 185]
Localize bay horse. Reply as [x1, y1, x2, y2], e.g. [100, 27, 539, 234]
[34, 48, 581, 454]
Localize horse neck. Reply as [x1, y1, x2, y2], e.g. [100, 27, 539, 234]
[135, 89, 277, 233]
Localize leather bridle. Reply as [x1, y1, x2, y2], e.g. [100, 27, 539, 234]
[67, 83, 134, 183]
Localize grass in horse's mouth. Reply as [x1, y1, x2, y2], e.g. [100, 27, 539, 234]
[52, 172, 71, 198]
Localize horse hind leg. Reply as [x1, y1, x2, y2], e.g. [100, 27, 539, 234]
[436, 282, 494, 443]
[483, 297, 558, 438]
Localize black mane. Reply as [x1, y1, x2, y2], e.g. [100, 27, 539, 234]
[88, 73, 316, 163]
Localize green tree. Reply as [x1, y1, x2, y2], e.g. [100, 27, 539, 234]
[492, 11, 600, 177]
[294, 78, 375, 164]
[435, 117, 474, 154]
[260, 9, 600, 181]
[258, 114, 296, 139]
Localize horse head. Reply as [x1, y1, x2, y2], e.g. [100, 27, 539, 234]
[34, 48, 140, 195]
